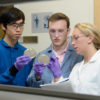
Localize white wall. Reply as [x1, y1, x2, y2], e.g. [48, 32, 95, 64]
[15, 0, 94, 53]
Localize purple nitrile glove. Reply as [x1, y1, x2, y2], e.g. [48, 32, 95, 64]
[14, 55, 32, 71]
[48, 56, 62, 78]
[33, 62, 45, 77]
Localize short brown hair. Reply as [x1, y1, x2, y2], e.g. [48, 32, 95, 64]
[48, 12, 70, 28]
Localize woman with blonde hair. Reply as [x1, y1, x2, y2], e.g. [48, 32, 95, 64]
[70, 23, 100, 95]
[42, 23, 100, 95]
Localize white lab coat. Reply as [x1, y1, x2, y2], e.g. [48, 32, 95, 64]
[69, 49, 100, 95]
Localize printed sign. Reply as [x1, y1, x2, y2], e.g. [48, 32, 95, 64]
[31, 12, 52, 33]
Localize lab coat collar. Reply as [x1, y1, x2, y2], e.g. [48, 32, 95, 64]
[88, 49, 100, 63]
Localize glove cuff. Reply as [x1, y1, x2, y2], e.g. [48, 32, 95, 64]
[14, 62, 20, 71]
[35, 72, 42, 77]
[14, 62, 24, 71]
[53, 71, 62, 78]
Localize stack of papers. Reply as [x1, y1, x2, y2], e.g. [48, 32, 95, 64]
[41, 78, 74, 93]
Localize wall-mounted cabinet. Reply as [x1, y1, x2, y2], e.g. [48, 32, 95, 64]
[94, 0, 100, 30]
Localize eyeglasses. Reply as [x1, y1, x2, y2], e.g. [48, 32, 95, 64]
[8, 23, 24, 29]
[71, 35, 85, 42]
[49, 29, 67, 35]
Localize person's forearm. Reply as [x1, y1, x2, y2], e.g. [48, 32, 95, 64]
[9, 65, 18, 76]
[54, 76, 61, 82]
[0, 67, 16, 84]
[35, 75, 41, 81]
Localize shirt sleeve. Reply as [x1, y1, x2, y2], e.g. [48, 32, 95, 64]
[0, 68, 15, 84]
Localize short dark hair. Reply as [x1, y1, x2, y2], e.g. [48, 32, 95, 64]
[48, 12, 70, 28]
[0, 7, 25, 28]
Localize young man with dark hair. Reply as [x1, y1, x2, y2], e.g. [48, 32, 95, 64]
[0, 7, 33, 86]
